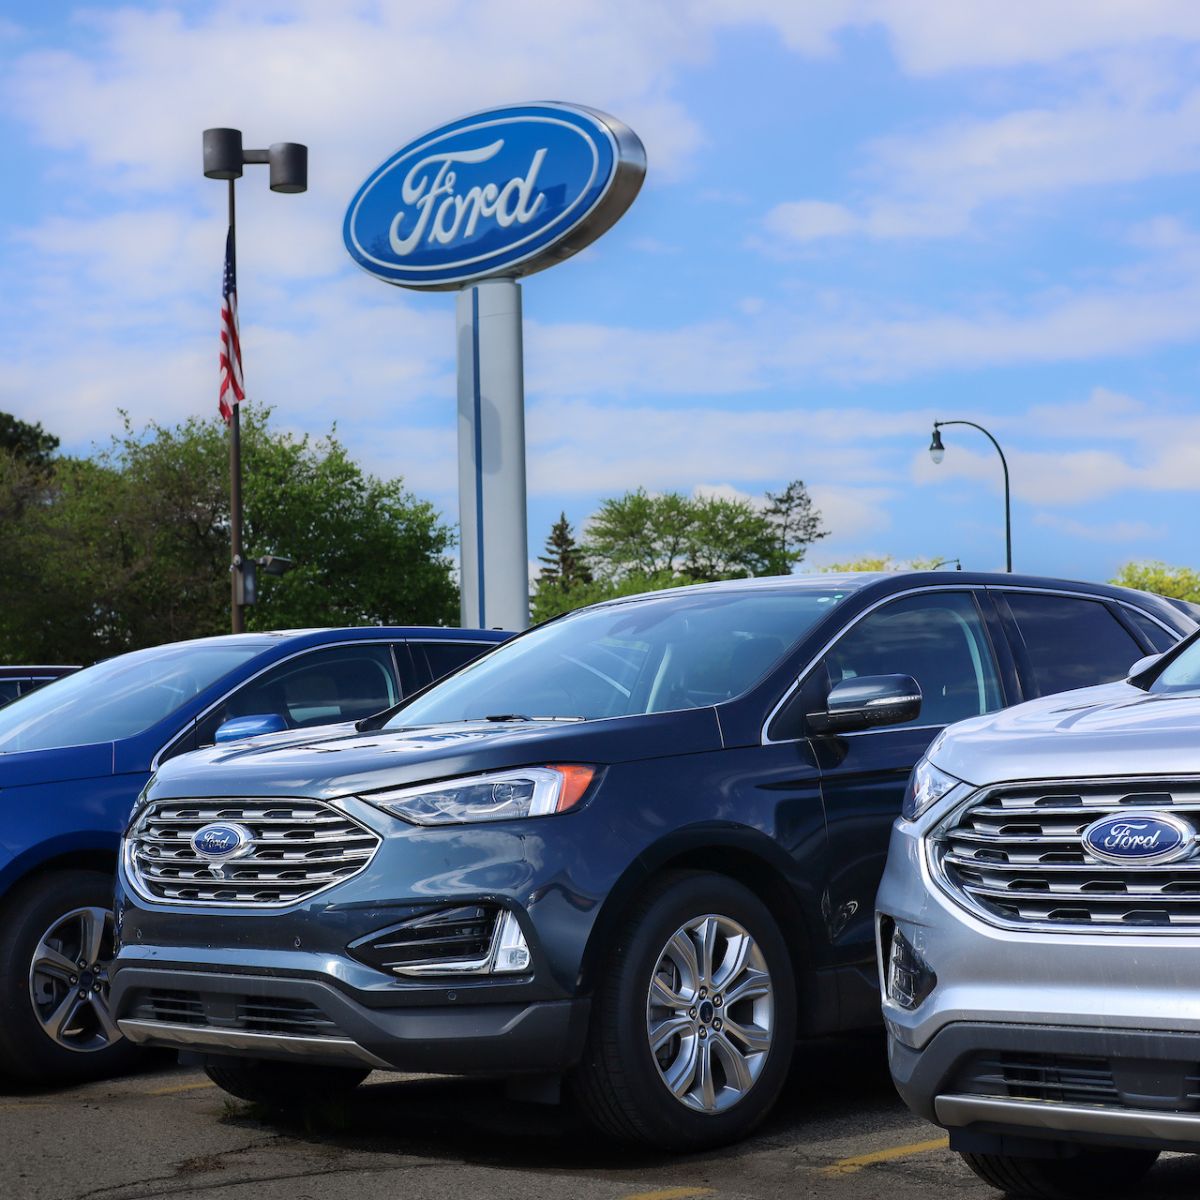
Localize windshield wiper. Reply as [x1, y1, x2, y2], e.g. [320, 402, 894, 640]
[480, 714, 585, 723]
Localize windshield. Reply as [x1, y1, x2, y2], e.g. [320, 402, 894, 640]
[390, 588, 849, 727]
[0, 641, 269, 753]
[1150, 636, 1200, 695]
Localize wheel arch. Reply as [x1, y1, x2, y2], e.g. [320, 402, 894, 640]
[578, 825, 829, 1030]
[0, 836, 119, 906]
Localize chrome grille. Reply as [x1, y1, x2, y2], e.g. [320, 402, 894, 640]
[934, 779, 1200, 931]
[126, 798, 380, 906]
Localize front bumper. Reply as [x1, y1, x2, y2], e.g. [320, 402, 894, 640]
[112, 790, 632, 1076]
[890, 1022, 1200, 1154]
[111, 965, 590, 1073]
[878, 814, 1200, 1152]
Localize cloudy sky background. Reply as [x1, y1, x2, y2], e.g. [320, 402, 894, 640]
[1, 0, 1198, 581]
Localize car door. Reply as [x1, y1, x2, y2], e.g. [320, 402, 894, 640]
[806, 588, 1009, 1025]
[994, 589, 1156, 697]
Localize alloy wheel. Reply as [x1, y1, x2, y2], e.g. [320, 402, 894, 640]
[645, 913, 774, 1113]
[28, 906, 121, 1053]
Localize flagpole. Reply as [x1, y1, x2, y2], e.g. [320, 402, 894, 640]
[203, 128, 306, 635]
[228, 176, 245, 635]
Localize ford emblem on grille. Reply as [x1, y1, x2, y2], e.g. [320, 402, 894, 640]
[190, 822, 255, 865]
[1082, 811, 1196, 866]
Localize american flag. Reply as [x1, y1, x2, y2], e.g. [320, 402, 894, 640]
[218, 227, 244, 424]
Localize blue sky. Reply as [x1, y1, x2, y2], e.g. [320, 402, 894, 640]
[1, 1, 1198, 585]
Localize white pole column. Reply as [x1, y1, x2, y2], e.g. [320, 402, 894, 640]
[455, 278, 530, 631]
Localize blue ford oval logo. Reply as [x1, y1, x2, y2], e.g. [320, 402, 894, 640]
[344, 103, 645, 289]
[190, 822, 254, 863]
[1082, 811, 1195, 866]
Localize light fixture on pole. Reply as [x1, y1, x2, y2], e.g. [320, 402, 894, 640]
[203, 128, 307, 633]
[929, 419, 1012, 572]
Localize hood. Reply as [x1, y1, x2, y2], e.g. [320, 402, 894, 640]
[149, 709, 723, 801]
[0, 741, 114, 788]
[931, 682, 1200, 786]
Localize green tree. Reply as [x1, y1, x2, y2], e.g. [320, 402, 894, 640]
[0, 408, 458, 664]
[1111, 561, 1200, 603]
[584, 488, 790, 583]
[763, 480, 827, 571]
[531, 569, 692, 623]
[531, 513, 593, 623]
[0, 412, 59, 469]
[818, 555, 945, 572]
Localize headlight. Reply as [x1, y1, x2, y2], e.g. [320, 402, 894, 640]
[363, 764, 597, 826]
[902, 758, 966, 822]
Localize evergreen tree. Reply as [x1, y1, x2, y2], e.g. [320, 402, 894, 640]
[531, 513, 593, 623]
[537, 512, 592, 589]
[0, 412, 59, 469]
[763, 479, 828, 572]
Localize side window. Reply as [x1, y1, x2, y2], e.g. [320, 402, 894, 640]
[417, 641, 493, 684]
[1123, 608, 1178, 655]
[0, 680, 22, 705]
[196, 644, 399, 745]
[821, 592, 1004, 730]
[1003, 593, 1144, 697]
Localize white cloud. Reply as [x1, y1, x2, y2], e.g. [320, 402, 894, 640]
[1033, 513, 1168, 542]
[911, 391, 1200, 505]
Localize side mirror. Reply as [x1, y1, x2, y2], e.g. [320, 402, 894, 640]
[808, 674, 922, 735]
[215, 713, 289, 744]
[1127, 653, 1161, 680]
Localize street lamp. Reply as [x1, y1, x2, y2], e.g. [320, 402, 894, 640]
[203, 128, 307, 633]
[929, 419, 1012, 573]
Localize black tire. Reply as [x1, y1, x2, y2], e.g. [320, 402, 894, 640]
[960, 1147, 1159, 1199]
[204, 1056, 370, 1109]
[0, 869, 141, 1084]
[569, 870, 796, 1151]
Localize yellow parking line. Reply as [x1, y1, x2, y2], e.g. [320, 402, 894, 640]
[820, 1135, 950, 1176]
[622, 1189, 715, 1200]
[146, 1081, 217, 1096]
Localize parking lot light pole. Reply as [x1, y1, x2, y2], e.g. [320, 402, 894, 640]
[929, 420, 1012, 573]
[203, 128, 307, 633]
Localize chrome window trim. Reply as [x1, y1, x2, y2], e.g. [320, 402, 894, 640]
[760, 583, 1188, 747]
[151, 638, 399, 770]
[403, 637, 498, 646]
[759, 584, 982, 746]
[989, 582, 1185, 640]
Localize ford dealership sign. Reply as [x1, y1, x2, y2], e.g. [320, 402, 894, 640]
[344, 103, 645, 289]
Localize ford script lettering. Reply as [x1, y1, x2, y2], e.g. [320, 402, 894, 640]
[1082, 811, 1194, 866]
[191, 822, 254, 863]
[344, 103, 645, 289]
[388, 143, 547, 255]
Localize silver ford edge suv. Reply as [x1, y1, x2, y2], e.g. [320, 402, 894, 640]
[878, 629, 1200, 1198]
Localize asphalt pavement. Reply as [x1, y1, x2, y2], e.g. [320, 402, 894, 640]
[5, 1037, 1200, 1200]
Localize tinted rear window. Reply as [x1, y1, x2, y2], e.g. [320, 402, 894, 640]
[1004, 593, 1144, 697]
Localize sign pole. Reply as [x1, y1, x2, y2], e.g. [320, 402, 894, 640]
[228, 176, 245, 635]
[456, 279, 529, 630]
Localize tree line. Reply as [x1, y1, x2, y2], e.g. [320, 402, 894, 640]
[0, 409, 458, 665]
[531, 481, 828, 621]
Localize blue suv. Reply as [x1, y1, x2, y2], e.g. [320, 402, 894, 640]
[0, 625, 505, 1083]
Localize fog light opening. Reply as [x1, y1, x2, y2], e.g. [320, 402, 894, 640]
[491, 911, 531, 974]
[886, 926, 937, 1010]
